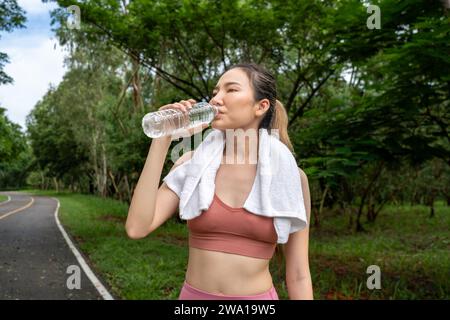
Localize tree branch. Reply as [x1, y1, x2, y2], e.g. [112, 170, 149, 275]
[288, 70, 334, 127]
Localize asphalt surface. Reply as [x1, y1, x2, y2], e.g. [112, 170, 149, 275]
[0, 191, 108, 300]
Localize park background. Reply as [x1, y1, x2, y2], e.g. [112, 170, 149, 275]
[0, 0, 449, 299]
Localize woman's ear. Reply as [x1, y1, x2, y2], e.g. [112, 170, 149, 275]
[256, 98, 270, 117]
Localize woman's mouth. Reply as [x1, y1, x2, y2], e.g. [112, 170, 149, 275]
[215, 109, 225, 118]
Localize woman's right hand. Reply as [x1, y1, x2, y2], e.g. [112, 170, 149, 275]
[158, 99, 209, 140]
[158, 98, 196, 113]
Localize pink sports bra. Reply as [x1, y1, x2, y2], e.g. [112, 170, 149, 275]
[187, 193, 277, 259]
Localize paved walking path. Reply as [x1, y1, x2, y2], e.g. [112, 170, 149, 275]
[0, 191, 113, 300]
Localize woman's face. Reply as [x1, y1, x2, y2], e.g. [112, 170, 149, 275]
[209, 68, 269, 131]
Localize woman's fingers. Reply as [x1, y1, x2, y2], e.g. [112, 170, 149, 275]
[173, 102, 188, 113]
[159, 99, 197, 113]
[179, 100, 195, 111]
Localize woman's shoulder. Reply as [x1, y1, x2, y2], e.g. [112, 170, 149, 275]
[170, 151, 195, 172]
[298, 167, 309, 184]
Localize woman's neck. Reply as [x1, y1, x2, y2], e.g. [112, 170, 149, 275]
[222, 129, 259, 165]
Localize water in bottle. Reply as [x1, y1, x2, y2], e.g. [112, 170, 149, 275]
[142, 101, 219, 138]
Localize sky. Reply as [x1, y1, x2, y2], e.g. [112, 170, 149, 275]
[0, 0, 67, 134]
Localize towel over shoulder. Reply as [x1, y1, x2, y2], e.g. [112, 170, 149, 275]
[163, 128, 308, 244]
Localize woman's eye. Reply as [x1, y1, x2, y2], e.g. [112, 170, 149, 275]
[211, 88, 237, 96]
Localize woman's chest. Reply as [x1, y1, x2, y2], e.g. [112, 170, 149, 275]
[213, 164, 257, 209]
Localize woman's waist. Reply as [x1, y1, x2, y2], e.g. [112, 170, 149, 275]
[185, 246, 273, 295]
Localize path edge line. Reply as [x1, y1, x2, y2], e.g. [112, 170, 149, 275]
[0, 196, 34, 220]
[51, 197, 115, 300]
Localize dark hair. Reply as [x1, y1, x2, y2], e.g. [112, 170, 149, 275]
[226, 62, 294, 152]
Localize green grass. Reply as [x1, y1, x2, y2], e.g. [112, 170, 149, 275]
[0, 194, 9, 202]
[307, 203, 449, 299]
[22, 189, 450, 299]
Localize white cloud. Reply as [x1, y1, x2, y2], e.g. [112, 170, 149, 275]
[0, 1, 66, 133]
[18, 0, 58, 15]
[0, 36, 67, 132]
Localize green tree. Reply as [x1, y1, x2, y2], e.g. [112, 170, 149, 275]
[0, 0, 26, 85]
[0, 106, 31, 188]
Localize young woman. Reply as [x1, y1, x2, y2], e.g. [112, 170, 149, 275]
[126, 63, 312, 300]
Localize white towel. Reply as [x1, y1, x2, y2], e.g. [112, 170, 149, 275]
[162, 127, 308, 244]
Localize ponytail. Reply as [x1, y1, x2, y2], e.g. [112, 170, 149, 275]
[270, 99, 294, 154]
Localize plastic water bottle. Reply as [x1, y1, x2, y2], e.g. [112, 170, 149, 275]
[142, 101, 219, 138]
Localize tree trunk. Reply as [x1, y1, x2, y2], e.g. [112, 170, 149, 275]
[88, 102, 101, 197]
[356, 161, 384, 232]
[108, 170, 122, 201]
[356, 208, 365, 232]
[89, 177, 94, 194]
[131, 56, 143, 113]
[101, 142, 108, 198]
[40, 170, 45, 189]
[93, 142, 100, 196]
[124, 174, 132, 205]
[316, 185, 329, 229]
[367, 195, 376, 222]
[53, 177, 59, 193]
[346, 204, 354, 231]
[427, 191, 436, 218]
[151, 41, 166, 108]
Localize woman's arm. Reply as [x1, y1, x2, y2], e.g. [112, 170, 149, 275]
[284, 168, 313, 300]
[125, 136, 172, 239]
[125, 98, 204, 239]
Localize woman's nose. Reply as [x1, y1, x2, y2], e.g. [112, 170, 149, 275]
[210, 96, 222, 106]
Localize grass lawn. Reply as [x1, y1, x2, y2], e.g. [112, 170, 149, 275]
[0, 194, 9, 202]
[22, 189, 450, 299]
